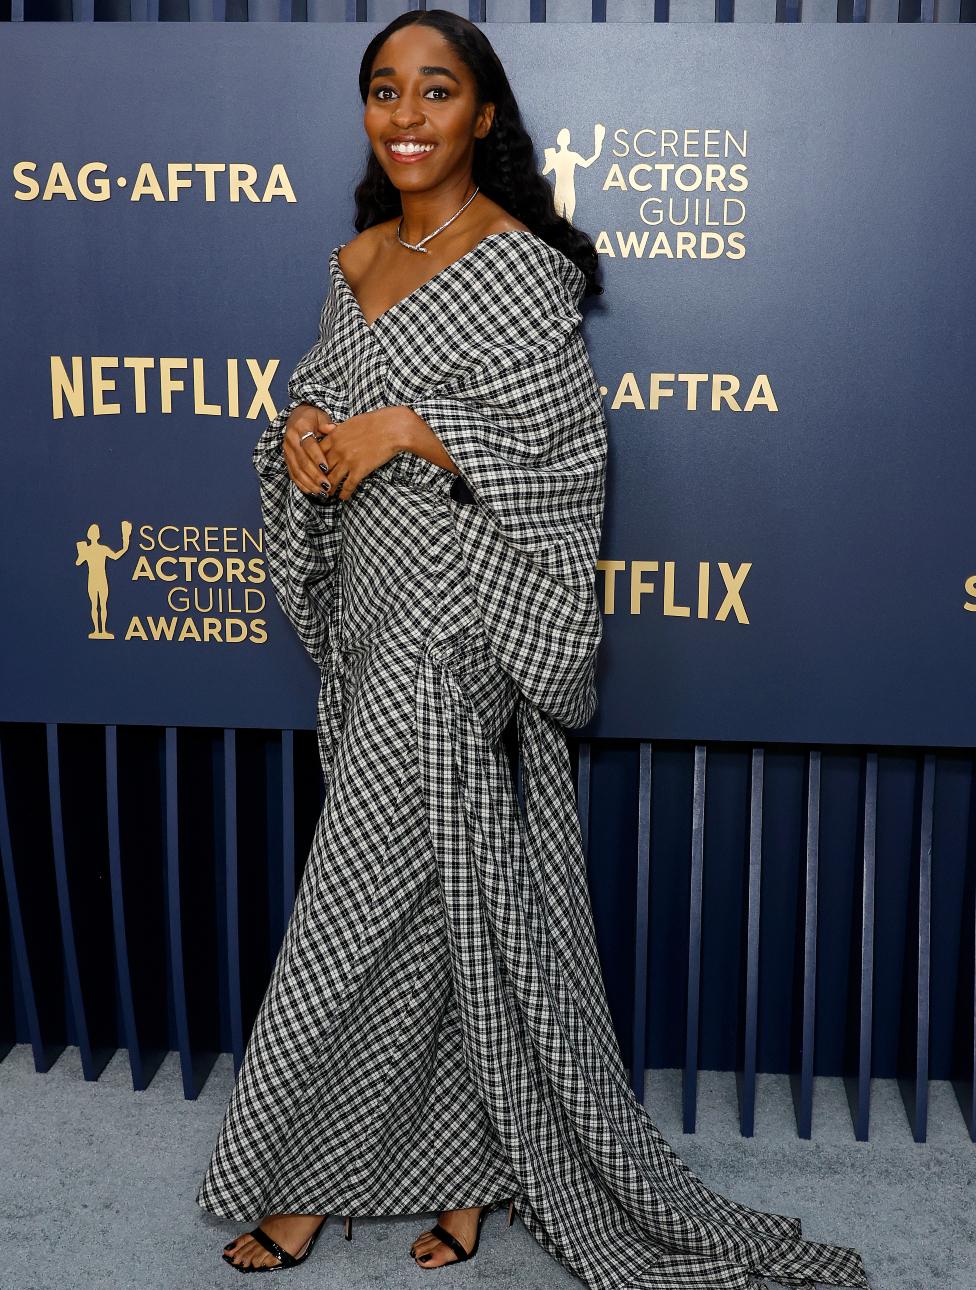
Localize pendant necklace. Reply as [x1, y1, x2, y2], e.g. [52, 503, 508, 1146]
[396, 185, 481, 254]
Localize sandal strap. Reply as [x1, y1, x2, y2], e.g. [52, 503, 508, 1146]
[248, 1225, 298, 1268]
[430, 1221, 471, 1263]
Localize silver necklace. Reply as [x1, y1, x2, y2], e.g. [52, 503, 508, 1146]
[396, 185, 481, 255]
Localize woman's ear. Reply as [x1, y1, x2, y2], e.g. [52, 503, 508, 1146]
[476, 102, 495, 140]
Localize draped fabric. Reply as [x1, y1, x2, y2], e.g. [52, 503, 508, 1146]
[196, 229, 872, 1290]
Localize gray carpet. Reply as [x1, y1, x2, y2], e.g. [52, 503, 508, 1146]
[2, 1043, 973, 1289]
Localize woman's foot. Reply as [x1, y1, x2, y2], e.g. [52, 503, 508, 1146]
[223, 1212, 326, 1270]
[410, 1205, 482, 1267]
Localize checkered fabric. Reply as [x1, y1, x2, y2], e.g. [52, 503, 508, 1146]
[195, 230, 871, 1290]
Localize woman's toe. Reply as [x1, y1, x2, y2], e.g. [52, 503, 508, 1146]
[229, 1240, 255, 1268]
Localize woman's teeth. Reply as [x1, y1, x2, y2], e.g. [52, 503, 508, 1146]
[389, 142, 435, 155]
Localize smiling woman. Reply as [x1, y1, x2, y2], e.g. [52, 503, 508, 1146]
[194, 11, 873, 1290]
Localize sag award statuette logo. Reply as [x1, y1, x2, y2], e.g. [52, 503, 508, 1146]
[544, 124, 606, 223]
[75, 520, 132, 639]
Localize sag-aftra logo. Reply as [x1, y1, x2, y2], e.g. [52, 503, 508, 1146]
[12, 161, 295, 203]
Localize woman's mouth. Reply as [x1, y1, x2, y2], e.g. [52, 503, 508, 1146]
[386, 140, 437, 164]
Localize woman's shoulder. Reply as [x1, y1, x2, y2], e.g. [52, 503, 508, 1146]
[477, 206, 531, 238]
[333, 223, 387, 284]
[330, 212, 583, 311]
[483, 225, 586, 311]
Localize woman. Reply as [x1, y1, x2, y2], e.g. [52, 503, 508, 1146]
[197, 11, 872, 1289]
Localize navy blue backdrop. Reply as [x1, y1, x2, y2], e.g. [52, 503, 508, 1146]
[2, 23, 974, 742]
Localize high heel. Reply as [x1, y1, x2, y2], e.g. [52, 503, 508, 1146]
[222, 1215, 326, 1274]
[412, 1198, 516, 1268]
[344, 1214, 353, 1241]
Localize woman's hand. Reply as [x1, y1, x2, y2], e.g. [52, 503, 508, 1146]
[283, 404, 337, 495]
[313, 407, 409, 502]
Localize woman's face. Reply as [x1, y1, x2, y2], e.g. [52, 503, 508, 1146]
[364, 25, 494, 197]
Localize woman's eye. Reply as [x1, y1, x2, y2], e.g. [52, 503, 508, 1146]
[373, 85, 450, 101]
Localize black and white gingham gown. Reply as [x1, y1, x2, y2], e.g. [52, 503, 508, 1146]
[196, 230, 872, 1290]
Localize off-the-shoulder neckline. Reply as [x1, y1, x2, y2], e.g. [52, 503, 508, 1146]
[330, 228, 582, 332]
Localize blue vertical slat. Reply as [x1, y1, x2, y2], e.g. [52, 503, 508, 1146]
[71, 0, 95, 19]
[917, 753, 934, 1140]
[46, 723, 95, 1078]
[900, 753, 933, 1142]
[105, 725, 145, 1089]
[738, 746, 763, 1137]
[0, 737, 44, 1065]
[683, 744, 706, 1133]
[242, 0, 291, 13]
[968, 760, 976, 1142]
[165, 727, 195, 1098]
[281, 730, 296, 919]
[10, 0, 24, 18]
[848, 750, 876, 1140]
[223, 729, 244, 1069]
[575, 738, 592, 862]
[631, 742, 652, 1104]
[792, 749, 819, 1139]
[959, 755, 976, 1141]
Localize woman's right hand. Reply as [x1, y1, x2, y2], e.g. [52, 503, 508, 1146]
[283, 403, 337, 495]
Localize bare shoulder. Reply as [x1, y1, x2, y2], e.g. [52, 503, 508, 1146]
[336, 222, 392, 284]
[476, 200, 531, 237]
[486, 216, 532, 235]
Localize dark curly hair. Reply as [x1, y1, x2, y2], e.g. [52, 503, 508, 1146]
[352, 8, 603, 300]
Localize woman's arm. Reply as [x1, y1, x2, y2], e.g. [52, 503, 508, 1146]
[387, 405, 463, 477]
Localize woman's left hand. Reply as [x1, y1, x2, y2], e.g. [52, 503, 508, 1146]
[317, 407, 408, 502]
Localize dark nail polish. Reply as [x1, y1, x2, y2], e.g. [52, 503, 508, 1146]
[319, 463, 329, 472]
[419, 1253, 432, 1262]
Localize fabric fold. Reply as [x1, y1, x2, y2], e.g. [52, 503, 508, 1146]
[416, 632, 871, 1290]
[405, 344, 606, 727]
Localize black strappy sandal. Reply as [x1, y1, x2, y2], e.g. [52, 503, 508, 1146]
[411, 1198, 516, 1267]
[222, 1216, 327, 1274]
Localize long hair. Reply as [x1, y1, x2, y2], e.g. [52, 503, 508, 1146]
[352, 8, 603, 300]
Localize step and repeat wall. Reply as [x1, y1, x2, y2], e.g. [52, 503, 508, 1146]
[2, 23, 974, 746]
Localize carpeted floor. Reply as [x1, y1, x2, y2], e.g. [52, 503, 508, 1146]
[2, 1042, 973, 1289]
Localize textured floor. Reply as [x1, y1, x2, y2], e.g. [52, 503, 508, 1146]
[2, 1042, 974, 1290]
